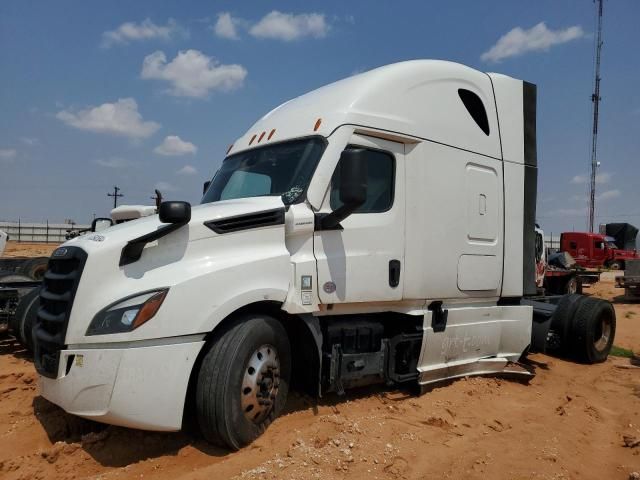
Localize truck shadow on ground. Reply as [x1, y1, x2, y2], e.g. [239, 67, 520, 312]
[31, 363, 541, 468]
[611, 294, 640, 304]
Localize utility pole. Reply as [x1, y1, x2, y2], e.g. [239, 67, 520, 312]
[108, 186, 123, 209]
[150, 189, 163, 209]
[588, 0, 604, 232]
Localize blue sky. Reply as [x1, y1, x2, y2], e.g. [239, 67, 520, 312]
[1, 1, 639, 236]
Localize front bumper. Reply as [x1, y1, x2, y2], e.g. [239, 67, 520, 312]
[39, 339, 205, 431]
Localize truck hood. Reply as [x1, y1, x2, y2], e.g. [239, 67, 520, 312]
[62, 195, 291, 344]
[65, 196, 286, 254]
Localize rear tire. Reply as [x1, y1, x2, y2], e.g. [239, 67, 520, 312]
[12, 286, 40, 352]
[570, 297, 616, 363]
[195, 314, 291, 450]
[549, 294, 583, 353]
[18, 257, 48, 280]
[0, 273, 33, 283]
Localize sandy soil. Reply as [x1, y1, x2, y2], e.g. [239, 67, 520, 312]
[0, 246, 639, 480]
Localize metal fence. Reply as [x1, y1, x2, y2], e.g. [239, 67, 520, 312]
[544, 234, 561, 251]
[0, 221, 90, 243]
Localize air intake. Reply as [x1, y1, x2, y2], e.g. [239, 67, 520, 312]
[204, 208, 284, 234]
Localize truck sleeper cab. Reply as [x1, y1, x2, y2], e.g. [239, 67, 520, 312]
[33, 60, 614, 450]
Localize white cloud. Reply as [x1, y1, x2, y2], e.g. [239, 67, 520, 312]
[101, 18, 182, 48]
[0, 148, 17, 162]
[481, 22, 585, 63]
[93, 157, 132, 168]
[155, 181, 178, 192]
[154, 135, 197, 156]
[570, 172, 612, 185]
[20, 137, 38, 146]
[214, 12, 240, 40]
[141, 50, 247, 98]
[250, 11, 328, 41]
[56, 98, 161, 139]
[597, 189, 621, 201]
[177, 165, 198, 175]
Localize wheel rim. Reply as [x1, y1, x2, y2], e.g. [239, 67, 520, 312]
[611, 262, 621, 270]
[594, 314, 613, 352]
[240, 344, 280, 424]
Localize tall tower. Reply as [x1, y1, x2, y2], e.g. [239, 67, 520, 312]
[588, 0, 604, 232]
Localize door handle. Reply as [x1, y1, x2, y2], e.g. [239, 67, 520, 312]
[389, 260, 401, 287]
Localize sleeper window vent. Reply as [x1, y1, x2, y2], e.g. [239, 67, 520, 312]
[458, 89, 490, 136]
[204, 208, 284, 234]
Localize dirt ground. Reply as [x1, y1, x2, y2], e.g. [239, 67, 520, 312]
[1, 243, 639, 480]
[2, 241, 59, 258]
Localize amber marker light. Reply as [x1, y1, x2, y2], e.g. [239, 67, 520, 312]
[249, 134, 257, 145]
[258, 131, 266, 142]
[132, 290, 168, 330]
[314, 118, 322, 131]
[268, 129, 276, 140]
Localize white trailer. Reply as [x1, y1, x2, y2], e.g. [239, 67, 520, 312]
[33, 60, 615, 450]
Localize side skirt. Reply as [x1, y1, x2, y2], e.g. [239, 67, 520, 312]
[418, 357, 534, 389]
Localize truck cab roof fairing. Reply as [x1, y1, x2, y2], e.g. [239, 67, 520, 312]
[230, 60, 503, 160]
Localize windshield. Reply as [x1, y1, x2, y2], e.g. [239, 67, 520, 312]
[202, 137, 326, 205]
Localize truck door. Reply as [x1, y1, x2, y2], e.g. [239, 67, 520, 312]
[314, 135, 405, 303]
[593, 238, 607, 266]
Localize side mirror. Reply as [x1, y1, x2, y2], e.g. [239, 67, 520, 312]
[159, 201, 191, 224]
[321, 149, 368, 229]
[91, 217, 113, 232]
[203, 181, 211, 195]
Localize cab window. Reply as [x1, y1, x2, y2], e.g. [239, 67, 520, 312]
[330, 147, 395, 213]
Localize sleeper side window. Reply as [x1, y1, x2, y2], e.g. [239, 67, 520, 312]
[330, 147, 395, 213]
[569, 241, 578, 249]
[458, 89, 490, 136]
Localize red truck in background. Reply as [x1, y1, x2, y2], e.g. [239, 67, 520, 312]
[561, 229, 638, 270]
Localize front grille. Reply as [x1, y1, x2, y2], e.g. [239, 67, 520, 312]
[204, 208, 285, 234]
[33, 247, 87, 378]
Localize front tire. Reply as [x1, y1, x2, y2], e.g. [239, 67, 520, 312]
[565, 276, 578, 295]
[608, 260, 624, 271]
[196, 314, 291, 450]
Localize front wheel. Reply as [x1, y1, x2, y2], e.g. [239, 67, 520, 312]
[565, 276, 578, 295]
[608, 260, 624, 271]
[196, 314, 291, 450]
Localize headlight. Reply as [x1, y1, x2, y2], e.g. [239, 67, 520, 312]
[86, 289, 168, 336]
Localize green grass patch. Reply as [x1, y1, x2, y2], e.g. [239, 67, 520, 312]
[610, 345, 635, 358]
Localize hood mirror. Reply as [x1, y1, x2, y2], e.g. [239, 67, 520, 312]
[159, 201, 191, 224]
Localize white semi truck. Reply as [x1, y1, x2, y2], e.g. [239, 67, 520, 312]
[33, 60, 615, 450]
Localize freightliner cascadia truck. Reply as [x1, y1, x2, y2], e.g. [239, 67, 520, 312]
[33, 60, 616, 450]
